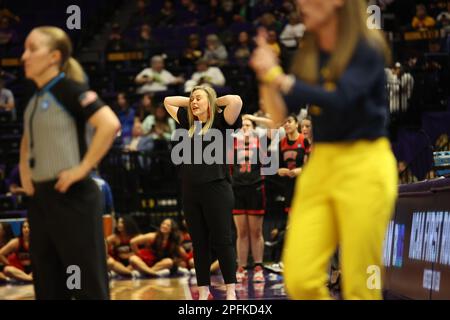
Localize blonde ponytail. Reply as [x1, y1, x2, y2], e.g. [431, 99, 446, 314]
[62, 57, 86, 84]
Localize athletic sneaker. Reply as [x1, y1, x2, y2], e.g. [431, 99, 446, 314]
[236, 266, 248, 282]
[177, 267, 190, 276]
[131, 270, 142, 279]
[266, 262, 283, 273]
[253, 265, 265, 282]
[155, 269, 170, 277]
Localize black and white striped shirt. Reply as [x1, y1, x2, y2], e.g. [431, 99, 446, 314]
[24, 72, 105, 182]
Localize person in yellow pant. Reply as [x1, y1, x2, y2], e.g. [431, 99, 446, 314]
[250, 0, 398, 299]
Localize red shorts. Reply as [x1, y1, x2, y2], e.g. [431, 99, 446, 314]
[232, 184, 265, 215]
[137, 249, 158, 267]
[185, 251, 194, 264]
[7, 253, 32, 274]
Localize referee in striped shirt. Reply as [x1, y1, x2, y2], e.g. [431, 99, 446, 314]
[19, 27, 120, 299]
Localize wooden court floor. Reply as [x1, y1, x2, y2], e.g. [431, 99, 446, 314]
[0, 272, 287, 300]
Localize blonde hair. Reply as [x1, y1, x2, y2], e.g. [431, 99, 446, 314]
[34, 26, 86, 83]
[291, 0, 391, 84]
[187, 85, 218, 137]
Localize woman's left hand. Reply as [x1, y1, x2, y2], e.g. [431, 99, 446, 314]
[55, 166, 88, 193]
[288, 168, 302, 178]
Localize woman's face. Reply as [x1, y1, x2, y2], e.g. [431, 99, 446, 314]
[22, 30, 58, 81]
[301, 119, 312, 138]
[189, 37, 200, 48]
[163, 0, 173, 10]
[155, 106, 167, 120]
[22, 221, 30, 238]
[241, 119, 254, 135]
[132, 121, 143, 136]
[160, 219, 172, 234]
[296, 0, 344, 32]
[117, 94, 127, 109]
[284, 116, 299, 134]
[238, 32, 249, 44]
[190, 89, 210, 119]
[117, 218, 125, 233]
[142, 95, 152, 109]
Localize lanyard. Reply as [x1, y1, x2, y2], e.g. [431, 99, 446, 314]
[28, 93, 41, 168]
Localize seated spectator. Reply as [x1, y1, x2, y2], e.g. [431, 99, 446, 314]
[135, 55, 184, 94]
[129, 218, 182, 277]
[179, 0, 204, 26]
[219, 0, 236, 24]
[435, 133, 449, 151]
[233, 0, 251, 23]
[106, 23, 130, 52]
[412, 4, 436, 31]
[136, 93, 154, 122]
[184, 58, 226, 92]
[155, 0, 176, 27]
[124, 121, 154, 152]
[203, 34, 228, 66]
[279, 13, 305, 49]
[257, 13, 282, 34]
[0, 78, 15, 120]
[114, 92, 135, 144]
[0, 222, 14, 283]
[275, 0, 296, 24]
[253, 0, 275, 19]
[214, 16, 234, 48]
[106, 216, 141, 278]
[0, 220, 32, 283]
[0, 16, 18, 51]
[131, 0, 152, 27]
[204, 0, 221, 24]
[398, 160, 419, 184]
[233, 31, 253, 66]
[181, 33, 203, 66]
[142, 104, 176, 141]
[134, 23, 162, 59]
[436, 11, 450, 33]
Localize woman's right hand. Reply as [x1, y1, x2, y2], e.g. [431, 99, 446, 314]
[20, 168, 34, 196]
[278, 168, 290, 177]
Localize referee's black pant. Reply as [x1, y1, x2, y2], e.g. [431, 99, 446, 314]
[182, 179, 237, 286]
[28, 178, 109, 300]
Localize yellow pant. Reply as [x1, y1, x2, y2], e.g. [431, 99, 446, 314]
[282, 138, 398, 300]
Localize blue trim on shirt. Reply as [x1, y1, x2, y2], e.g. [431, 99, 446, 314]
[40, 72, 66, 94]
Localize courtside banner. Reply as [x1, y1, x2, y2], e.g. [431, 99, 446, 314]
[385, 178, 450, 300]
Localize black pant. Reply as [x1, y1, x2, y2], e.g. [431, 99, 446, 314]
[28, 178, 109, 300]
[182, 179, 237, 286]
